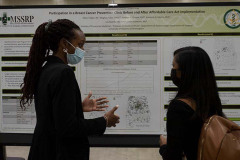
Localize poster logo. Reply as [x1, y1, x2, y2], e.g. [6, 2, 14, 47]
[0, 12, 34, 27]
[0, 12, 10, 25]
[224, 9, 240, 29]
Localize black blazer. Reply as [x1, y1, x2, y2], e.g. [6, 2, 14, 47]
[28, 56, 106, 160]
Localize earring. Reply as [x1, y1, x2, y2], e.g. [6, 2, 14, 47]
[63, 48, 68, 53]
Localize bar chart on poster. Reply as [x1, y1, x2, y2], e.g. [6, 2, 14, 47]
[0, 4, 240, 137]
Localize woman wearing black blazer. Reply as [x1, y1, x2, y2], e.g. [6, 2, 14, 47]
[20, 19, 120, 160]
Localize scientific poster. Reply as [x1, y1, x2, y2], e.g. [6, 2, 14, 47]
[0, 6, 239, 133]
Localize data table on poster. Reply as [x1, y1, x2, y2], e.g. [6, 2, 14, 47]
[84, 41, 157, 66]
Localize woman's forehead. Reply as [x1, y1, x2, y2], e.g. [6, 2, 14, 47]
[173, 55, 177, 63]
[73, 29, 85, 41]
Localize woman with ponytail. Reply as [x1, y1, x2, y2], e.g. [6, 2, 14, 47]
[21, 19, 120, 160]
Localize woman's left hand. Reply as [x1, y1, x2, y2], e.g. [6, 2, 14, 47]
[82, 91, 109, 112]
[159, 135, 167, 146]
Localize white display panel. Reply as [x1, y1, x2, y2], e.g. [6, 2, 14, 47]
[0, 6, 239, 134]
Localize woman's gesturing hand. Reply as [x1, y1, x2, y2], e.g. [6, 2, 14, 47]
[82, 91, 109, 112]
[104, 105, 120, 127]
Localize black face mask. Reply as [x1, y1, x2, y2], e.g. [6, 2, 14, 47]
[171, 68, 181, 87]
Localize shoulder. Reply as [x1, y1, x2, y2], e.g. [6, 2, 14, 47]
[169, 99, 195, 113]
[45, 61, 72, 71]
[44, 62, 74, 78]
[177, 98, 196, 111]
[167, 99, 196, 123]
[41, 63, 76, 87]
[56, 66, 76, 82]
[48, 66, 77, 91]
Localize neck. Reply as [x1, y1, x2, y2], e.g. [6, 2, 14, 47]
[53, 51, 67, 64]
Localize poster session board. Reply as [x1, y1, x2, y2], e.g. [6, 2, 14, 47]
[0, 3, 240, 147]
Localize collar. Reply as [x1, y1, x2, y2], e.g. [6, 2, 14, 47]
[46, 56, 65, 64]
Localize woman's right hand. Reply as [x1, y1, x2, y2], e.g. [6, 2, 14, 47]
[104, 105, 120, 127]
[159, 135, 167, 146]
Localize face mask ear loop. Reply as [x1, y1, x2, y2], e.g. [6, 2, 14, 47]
[65, 39, 76, 49]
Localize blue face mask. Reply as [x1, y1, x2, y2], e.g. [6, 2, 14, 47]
[64, 40, 85, 65]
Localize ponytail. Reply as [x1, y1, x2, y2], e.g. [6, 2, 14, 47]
[20, 22, 50, 109]
[20, 19, 81, 109]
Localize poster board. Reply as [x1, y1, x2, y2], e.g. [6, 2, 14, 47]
[0, 2, 239, 146]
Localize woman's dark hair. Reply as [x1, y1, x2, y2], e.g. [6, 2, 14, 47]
[20, 19, 81, 109]
[173, 46, 224, 122]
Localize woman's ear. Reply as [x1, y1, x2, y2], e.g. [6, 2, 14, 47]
[59, 38, 68, 50]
